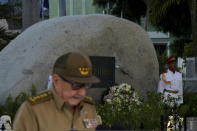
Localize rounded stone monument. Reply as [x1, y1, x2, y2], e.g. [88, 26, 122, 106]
[0, 15, 159, 103]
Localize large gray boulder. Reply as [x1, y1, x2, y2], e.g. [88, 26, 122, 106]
[0, 15, 159, 104]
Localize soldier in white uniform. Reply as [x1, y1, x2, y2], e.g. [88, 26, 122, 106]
[158, 56, 183, 105]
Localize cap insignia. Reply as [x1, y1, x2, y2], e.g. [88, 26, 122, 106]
[78, 67, 89, 75]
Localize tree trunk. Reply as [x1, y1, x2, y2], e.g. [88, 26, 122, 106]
[59, 0, 66, 16]
[142, 0, 149, 31]
[188, 0, 197, 56]
[144, 7, 149, 31]
[22, 0, 40, 31]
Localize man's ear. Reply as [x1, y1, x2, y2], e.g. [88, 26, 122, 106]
[52, 74, 59, 87]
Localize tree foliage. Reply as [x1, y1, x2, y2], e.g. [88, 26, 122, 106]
[93, 0, 147, 24]
[149, 0, 197, 56]
[94, 0, 196, 56]
[0, 1, 22, 29]
[169, 39, 192, 57]
[183, 42, 195, 58]
[149, 0, 191, 37]
[94, 0, 192, 37]
[156, 50, 168, 74]
[0, 26, 19, 51]
[0, 1, 21, 51]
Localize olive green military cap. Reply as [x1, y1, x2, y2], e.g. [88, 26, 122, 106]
[53, 52, 100, 84]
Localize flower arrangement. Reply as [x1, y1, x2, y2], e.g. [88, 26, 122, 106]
[97, 83, 197, 130]
[97, 83, 143, 129]
[97, 83, 182, 130]
[104, 83, 141, 110]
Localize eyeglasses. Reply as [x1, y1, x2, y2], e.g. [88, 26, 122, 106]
[58, 75, 91, 90]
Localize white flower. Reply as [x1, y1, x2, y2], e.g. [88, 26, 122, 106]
[133, 92, 138, 99]
[135, 99, 141, 105]
[114, 98, 121, 103]
[125, 98, 128, 102]
[122, 83, 127, 87]
[106, 99, 112, 103]
[104, 83, 141, 107]
[128, 105, 132, 110]
[111, 87, 116, 91]
[125, 86, 130, 92]
[114, 93, 118, 96]
[116, 89, 120, 93]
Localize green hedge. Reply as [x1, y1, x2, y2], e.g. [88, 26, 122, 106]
[0, 84, 196, 130]
[97, 85, 197, 130]
[0, 84, 36, 120]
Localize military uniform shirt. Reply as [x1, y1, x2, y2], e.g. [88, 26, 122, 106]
[13, 86, 101, 131]
[157, 69, 183, 104]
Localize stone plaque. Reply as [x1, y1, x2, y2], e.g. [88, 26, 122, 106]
[90, 56, 115, 88]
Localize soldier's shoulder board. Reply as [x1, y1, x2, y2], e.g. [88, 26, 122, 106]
[162, 70, 168, 74]
[28, 90, 53, 105]
[83, 96, 95, 105]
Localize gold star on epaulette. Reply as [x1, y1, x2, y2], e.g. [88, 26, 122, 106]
[28, 91, 53, 105]
[84, 96, 94, 105]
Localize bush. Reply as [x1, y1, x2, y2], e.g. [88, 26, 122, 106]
[179, 86, 197, 117]
[97, 83, 166, 130]
[97, 83, 142, 129]
[0, 84, 36, 120]
[156, 50, 167, 74]
[1, 83, 197, 130]
[97, 83, 197, 130]
[183, 42, 195, 59]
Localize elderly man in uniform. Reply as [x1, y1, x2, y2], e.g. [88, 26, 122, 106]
[13, 52, 102, 131]
[157, 56, 183, 105]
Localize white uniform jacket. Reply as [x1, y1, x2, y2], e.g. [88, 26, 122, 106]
[158, 69, 183, 104]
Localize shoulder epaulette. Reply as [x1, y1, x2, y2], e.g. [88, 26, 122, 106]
[162, 70, 168, 74]
[28, 90, 53, 105]
[83, 96, 95, 105]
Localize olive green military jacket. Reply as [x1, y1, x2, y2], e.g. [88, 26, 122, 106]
[13, 87, 101, 131]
